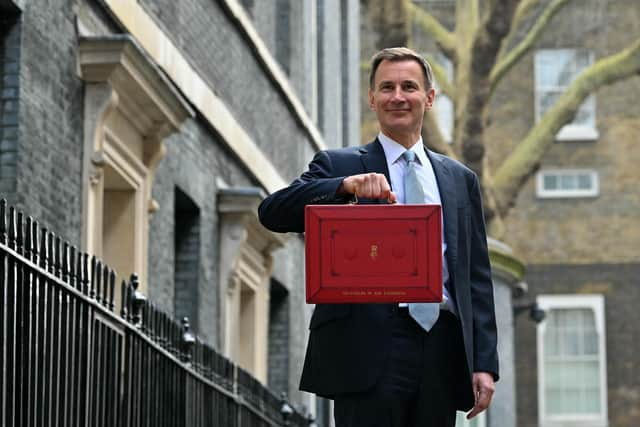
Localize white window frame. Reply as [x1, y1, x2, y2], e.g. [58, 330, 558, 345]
[534, 49, 599, 142]
[536, 169, 599, 199]
[427, 52, 454, 143]
[537, 295, 608, 427]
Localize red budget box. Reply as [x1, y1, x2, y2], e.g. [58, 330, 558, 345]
[304, 204, 443, 304]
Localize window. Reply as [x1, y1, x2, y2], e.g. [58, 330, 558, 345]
[79, 38, 192, 296]
[218, 188, 286, 383]
[537, 295, 608, 427]
[268, 279, 289, 394]
[536, 169, 599, 198]
[535, 49, 598, 141]
[275, 0, 291, 75]
[433, 54, 454, 143]
[174, 188, 200, 332]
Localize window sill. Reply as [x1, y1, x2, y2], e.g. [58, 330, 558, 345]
[555, 126, 599, 142]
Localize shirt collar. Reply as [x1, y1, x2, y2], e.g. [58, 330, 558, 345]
[377, 132, 426, 166]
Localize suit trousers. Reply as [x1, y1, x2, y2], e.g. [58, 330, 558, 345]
[333, 308, 468, 427]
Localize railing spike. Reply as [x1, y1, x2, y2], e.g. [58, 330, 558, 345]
[82, 253, 89, 295]
[8, 206, 16, 249]
[172, 320, 179, 356]
[149, 303, 155, 337]
[90, 256, 97, 299]
[62, 241, 70, 282]
[149, 302, 156, 341]
[69, 246, 77, 288]
[164, 313, 171, 349]
[120, 280, 128, 319]
[141, 301, 149, 334]
[0, 199, 6, 244]
[109, 269, 116, 311]
[95, 260, 102, 303]
[47, 231, 55, 273]
[153, 303, 160, 340]
[161, 312, 168, 348]
[39, 227, 48, 269]
[31, 220, 39, 263]
[102, 263, 109, 307]
[54, 235, 62, 277]
[16, 211, 23, 254]
[25, 216, 32, 259]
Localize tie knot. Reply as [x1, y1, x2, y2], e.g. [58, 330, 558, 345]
[402, 150, 417, 164]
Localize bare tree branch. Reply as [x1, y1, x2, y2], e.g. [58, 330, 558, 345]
[493, 38, 640, 214]
[473, 0, 521, 79]
[489, 0, 573, 97]
[424, 54, 456, 98]
[497, 0, 545, 61]
[458, 0, 519, 179]
[407, 0, 457, 60]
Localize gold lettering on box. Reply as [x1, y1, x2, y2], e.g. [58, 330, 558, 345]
[370, 244, 378, 260]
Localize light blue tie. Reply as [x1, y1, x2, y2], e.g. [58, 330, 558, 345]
[402, 150, 440, 332]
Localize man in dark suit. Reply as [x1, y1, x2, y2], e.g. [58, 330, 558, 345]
[259, 47, 498, 427]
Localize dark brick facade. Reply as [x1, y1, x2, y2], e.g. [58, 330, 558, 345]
[6, 0, 360, 414]
[148, 122, 254, 345]
[515, 263, 640, 427]
[138, 0, 311, 184]
[11, 0, 86, 242]
[0, 15, 19, 200]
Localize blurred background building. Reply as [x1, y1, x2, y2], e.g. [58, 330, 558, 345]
[360, 1, 640, 426]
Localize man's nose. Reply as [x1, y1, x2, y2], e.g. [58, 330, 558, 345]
[390, 86, 405, 102]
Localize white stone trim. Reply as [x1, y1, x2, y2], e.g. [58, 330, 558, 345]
[101, 0, 326, 194]
[536, 294, 609, 427]
[217, 188, 287, 382]
[221, 0, 326, 150]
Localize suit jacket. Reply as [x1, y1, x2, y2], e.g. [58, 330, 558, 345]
[258, 139, 499, 409]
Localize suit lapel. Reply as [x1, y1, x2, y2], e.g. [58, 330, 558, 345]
[359, 138, 392, 190]
[426, 149, 458, 275]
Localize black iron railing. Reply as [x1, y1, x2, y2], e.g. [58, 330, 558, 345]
[0, 200, 312, 427]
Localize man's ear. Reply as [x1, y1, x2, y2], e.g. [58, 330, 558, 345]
[425, 88, 436, 110]
[368, 88, 376, 111]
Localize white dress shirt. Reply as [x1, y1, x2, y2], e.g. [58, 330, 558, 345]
[377, 132, 454, 313]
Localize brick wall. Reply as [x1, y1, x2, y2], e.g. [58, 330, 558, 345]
[515, 263, 640, 427]
[148, 122, 254, 345]
[138, 0, 314, 184]
[494, 0, 640, 264]
[0, 16, 19, 201]
[13, 0, 85, 243]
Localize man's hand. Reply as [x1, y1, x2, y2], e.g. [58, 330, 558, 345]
[467, 372, 495, 419]
[339, 173, 397, 203]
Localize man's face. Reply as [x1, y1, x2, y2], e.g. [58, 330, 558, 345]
[368, 59, 435, 144]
